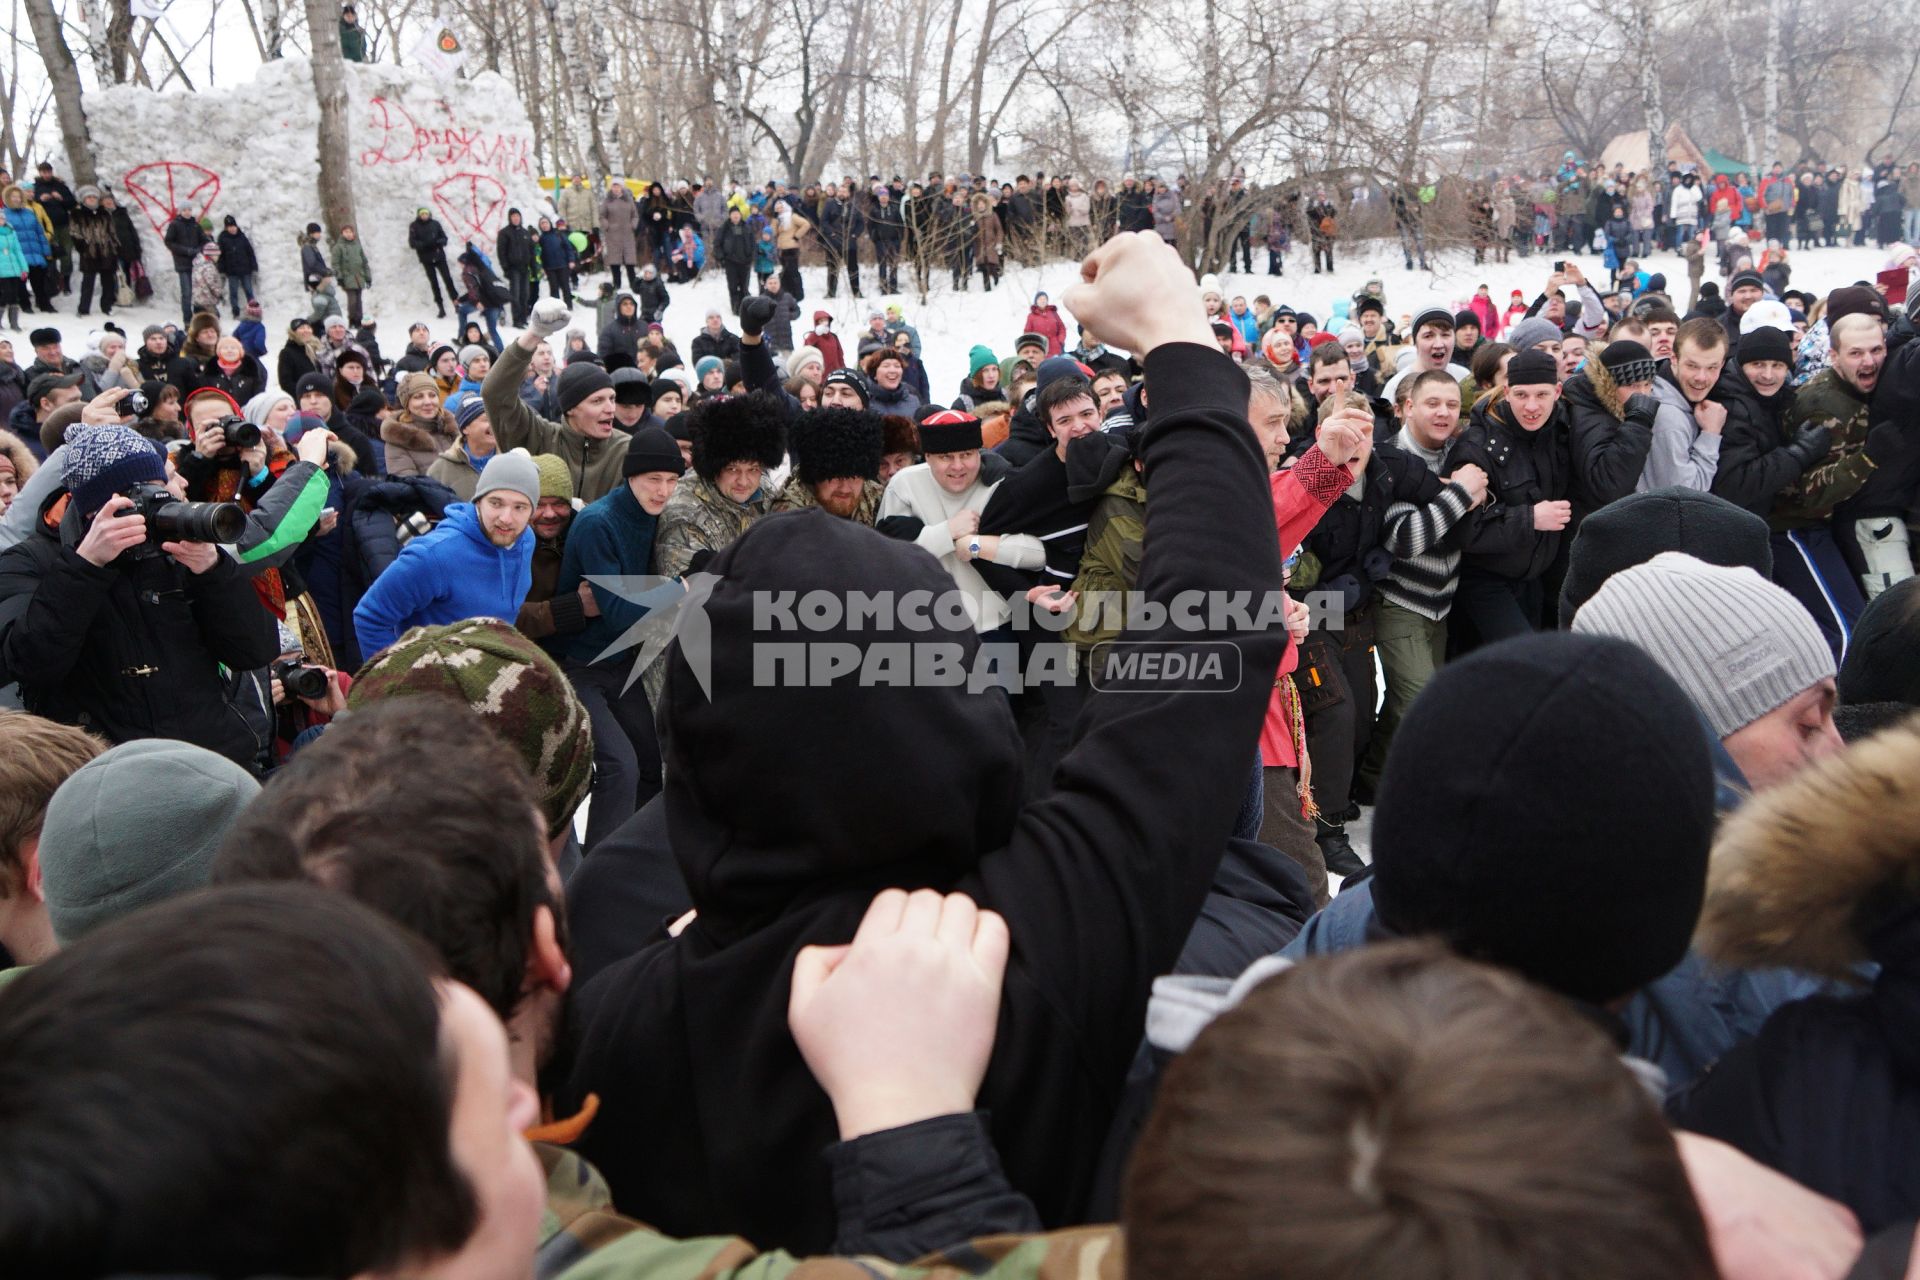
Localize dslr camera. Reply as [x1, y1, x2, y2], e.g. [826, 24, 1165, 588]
[123, 482, 247, 553]
[271, 657, 332, 701]
[215, 414, 262, 451]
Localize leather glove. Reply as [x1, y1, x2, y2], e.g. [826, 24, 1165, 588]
[1325, 573, 1368, 615]
[1622, 392, 1660, 428]
[526, 298, 570, 339]
[739, 294, 775, 339]
[1783, 423, 1831, 471]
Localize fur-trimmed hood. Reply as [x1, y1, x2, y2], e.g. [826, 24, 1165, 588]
[0, 426, 38, 486]
[1699, 713, 1920, 979]
[382, 412, 456, 454]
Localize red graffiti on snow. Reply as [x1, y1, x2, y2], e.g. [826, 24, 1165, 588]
[123, 161, 222, 235]
[359, 96, 534, 178]
[433, 172, 510, 243]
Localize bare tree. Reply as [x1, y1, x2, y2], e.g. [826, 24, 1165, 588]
[21, 0, 97, 183]
[302, 0, 360, 235]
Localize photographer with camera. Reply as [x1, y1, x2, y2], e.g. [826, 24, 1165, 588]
[0, 424, 278, 769]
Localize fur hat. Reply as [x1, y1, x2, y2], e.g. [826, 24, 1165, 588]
[689, 391, 787, 483]
[880, 414, 918, 459]
[787, 407, 882, 485]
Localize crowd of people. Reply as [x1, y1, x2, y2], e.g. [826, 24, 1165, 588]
[0, 146, 1919, 1278]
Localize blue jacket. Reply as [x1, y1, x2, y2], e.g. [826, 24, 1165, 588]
[351, 500, 533, 658]
[3, 207, 48, 267]
[1282, 879, 1819, 1094]
[233, 318, 269, 359]
[556, 481, 660, 665]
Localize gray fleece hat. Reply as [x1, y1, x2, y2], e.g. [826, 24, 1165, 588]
[1572, 552, 1834, 739]
[39, 739, 261, 944]
[473, 447, 541, 502]
[1505, 316, 1565, 354]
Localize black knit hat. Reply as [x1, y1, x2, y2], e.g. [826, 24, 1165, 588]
[1727, 269, 1765, 294]
[1738, 326, 1793, 367]
[664, 410, 694, 442]
[1838, 577, 1920, 708]
[1410, 306, 1455, 335]
[1453, 309, 1481, 330]
[788, 407, 882, 485]
[1597, 339, 1657, 385]
[1372, 632, 1716, 1003]
[1559, 486, 1771, 624]
[622, 424, 685, 477]
[822, 367, 870, 408]
[1507, 349, 1559, 386]
[688, 391, 786, 483]
[556, 362, 614, 415]
[916, 409, 983, 455]
[294, 372, 334, 401]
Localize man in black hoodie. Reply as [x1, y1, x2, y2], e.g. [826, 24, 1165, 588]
[495, 208, 537, 327]
[560, 231, 1286, 1251]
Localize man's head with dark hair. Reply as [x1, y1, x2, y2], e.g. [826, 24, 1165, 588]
[1037, 374, 1099, 456]
[1305, 342, 1353, 403]
[1125, 941, 1715, 1280]
[213, 700, 563, 1056]
[0, 883, 551, 1279]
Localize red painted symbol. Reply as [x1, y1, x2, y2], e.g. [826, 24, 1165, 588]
[433, 172, 508, 242]
[123, 161, 222, 235]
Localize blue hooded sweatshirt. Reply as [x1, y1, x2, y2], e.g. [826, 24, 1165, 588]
[351, 500, 533, 659]
[556, 480, 662, 666]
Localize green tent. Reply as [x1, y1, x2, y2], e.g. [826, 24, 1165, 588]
[1701, 148, 1752, 177]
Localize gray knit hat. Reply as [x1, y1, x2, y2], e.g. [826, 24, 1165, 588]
[1506, 316, 1565, 354]
[1572, 552, 1835, 738]
[473, 448, 540, 502]
[38, 739, 261, 944]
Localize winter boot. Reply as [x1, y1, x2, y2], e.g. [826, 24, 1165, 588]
[1314, 815, 1367, 879]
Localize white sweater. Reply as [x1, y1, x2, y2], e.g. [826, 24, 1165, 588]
[878, 463, 1046, 631]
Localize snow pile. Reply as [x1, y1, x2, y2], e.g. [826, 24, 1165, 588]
[84, 57, 544, 320]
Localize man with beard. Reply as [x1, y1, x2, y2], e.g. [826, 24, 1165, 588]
[770, 407, 886, 524]
[1445, 349, 1574, 638]
[352, 450, 538, 659]
[513, 454, 595, 653]
[556, 426, 685, 849]
[652, 393, 785, 577]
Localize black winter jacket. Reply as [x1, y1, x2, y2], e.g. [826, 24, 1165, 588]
[1563, 368, 1655, 519]
[163, 214, 208, 271]
[1711, 364, 1810, 516]
[1446, 396, 1574, 582]
[1300, 441, 1445, 605]
[215, 228, 260, 276]
[408, 215, 450, 262]
[0, 495, 278, 768]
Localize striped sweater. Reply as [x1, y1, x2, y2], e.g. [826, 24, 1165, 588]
[1377, 428, 1476, 620]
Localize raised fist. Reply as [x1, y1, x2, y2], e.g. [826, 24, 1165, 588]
[526, 299, 570, 339]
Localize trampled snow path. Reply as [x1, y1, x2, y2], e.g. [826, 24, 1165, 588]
[11, 238, 1903, 408]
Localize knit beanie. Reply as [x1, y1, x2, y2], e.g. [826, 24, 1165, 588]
[532, 453, 574, 502]
[1453, 309, 1480, 330]
[695, 355, 724, 380]
[473, 447, 540, 502]
[243, 390, 293, 427]
[623, 425, 685, 477]
[348, 618, 594, 834]
[64, 424, 166, 517]
[1506, 316, 1564, 354]
[1035, 354, 1093, 393]
[348, 388, 389, 419]
[968, 345, 998, 378]
[39, 739, 261, 944]
[1372, 632, 1715, 1003]
[822, 367, 870, 408]
[1739, 326, 1793, 367]
[1596, 339, 1657, 385]
[1560, 487, 1771, 621]
[1573, 552, 1834, 738]
[787, 346, 825, 379]
[556, 362, 614, 415]
[398, 370, 442, 407]
[454, 395, 489, 430]
[1506, 349, 1559, 386]
[1838, 576, 1920, 708]
[459, 344, 491, 368]
[295, 372, 335, 402]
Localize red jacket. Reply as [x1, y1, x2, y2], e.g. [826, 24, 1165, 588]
[1259, 444, 1351, 770]
[803, 329, 846, 372]
[1023, 304, 1068, 356]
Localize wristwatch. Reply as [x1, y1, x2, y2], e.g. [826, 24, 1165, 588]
[968, 537, 982, 559]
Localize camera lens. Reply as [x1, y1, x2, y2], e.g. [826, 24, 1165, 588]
[222, 417, 262, 450]
[277, 662, 331, 701]
[148, 499, 246, 544]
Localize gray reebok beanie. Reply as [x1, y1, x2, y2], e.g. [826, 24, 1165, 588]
[1572, 552, 1835, 739]
[1505, 316, 1565, 355]
[38, 739, 262, 944]
[473, 448, 541, 503]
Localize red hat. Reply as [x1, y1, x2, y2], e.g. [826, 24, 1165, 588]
[812, 310, 832, 324]
[182, 386, 242, 421]
[1510, 289, 1526, 299]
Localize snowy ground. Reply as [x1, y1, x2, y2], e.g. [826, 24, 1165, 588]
[12, 238, 1904, 405]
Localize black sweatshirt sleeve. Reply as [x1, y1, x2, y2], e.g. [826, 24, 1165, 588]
[973, 342, 1285, 1089]
[827, 1112, 1042, 1261]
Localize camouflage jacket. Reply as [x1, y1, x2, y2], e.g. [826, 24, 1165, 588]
[654, 472, 770, 577]
[767, 474, 886, 526]
[1065, 467, 1146, 652]
[1776, 367, 1875, 529]
[539, 1139, 1122, 1280]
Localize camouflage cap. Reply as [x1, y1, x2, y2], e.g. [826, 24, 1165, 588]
[348, 618, 593, 834]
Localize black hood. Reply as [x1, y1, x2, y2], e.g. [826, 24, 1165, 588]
[662, 508, 1022, 943]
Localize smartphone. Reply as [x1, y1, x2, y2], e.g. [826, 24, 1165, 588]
[1553, 259, 1567, 272]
